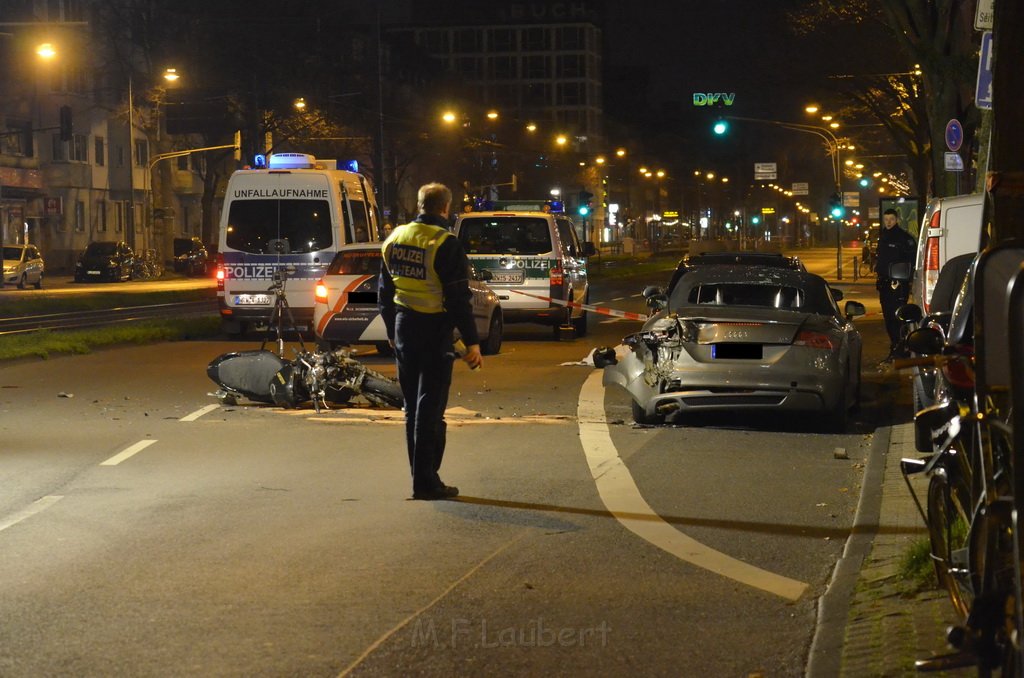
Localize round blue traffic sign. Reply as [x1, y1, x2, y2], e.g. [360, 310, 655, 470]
[945, 119, 964, 152]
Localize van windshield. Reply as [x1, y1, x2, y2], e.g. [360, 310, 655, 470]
[458, 216, 552, 255]
[225, 199, 333, 254]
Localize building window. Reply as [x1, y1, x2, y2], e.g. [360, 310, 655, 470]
[557, 82, 585, 106]
[557, 27, 585, 50]
[524, 83, 551, 106]
[96, 200, 107, 231]
[557, 55, 584, 78]
[453, 29, 481, 53]
[489, 56, 517, 80]
[490, 84, 517, 108]
[2, 120, 33, 157]
[115, 201, 125, 232]
[70, 133, 88, 162]
[423, 30, 449, 54]
[522, 28, 550, 51]
[457, 56, 483, 80]
[134, 139, 148, 166]
[51, 135, 68, 161]
[94, 136, 105, 166]
[74, 200, 85, 232]
[489, 28, 515, 52]
[523, 55, 549, 79]
[115, 144, 125, 167]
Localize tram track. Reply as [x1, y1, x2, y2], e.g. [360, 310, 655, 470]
[0, 299, 219, 336]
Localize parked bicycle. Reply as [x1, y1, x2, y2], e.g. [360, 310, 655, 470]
[131, 248, 164, 280]
[893, 243, 1023, 676]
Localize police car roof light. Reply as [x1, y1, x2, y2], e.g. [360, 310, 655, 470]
[268, 153, 317, 169]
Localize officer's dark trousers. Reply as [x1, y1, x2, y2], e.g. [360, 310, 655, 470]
[879, 280, 910, 349]
[393, 309, 454, 493]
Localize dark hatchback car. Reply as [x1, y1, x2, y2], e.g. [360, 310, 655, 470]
[75, 240, 135, 283]
[667, 251, 806, 294]
[172, 237, 209, 276]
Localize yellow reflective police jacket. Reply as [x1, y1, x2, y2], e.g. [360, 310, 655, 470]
[382, 221, 452, 314]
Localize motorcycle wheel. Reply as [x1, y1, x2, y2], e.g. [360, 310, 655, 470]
[361, 370, 404, 409]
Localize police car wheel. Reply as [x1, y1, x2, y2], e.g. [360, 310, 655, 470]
[481, 313, 502, 355]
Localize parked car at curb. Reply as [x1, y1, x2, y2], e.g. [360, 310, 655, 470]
[172, 237, 209, 276]
[75, 241, 135, 283]
[2, 244, 45, 289]
[598, 266, 866, 430]
[313, 243, 504, 355]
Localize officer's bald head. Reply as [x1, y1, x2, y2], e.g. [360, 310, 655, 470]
[418, 183, 452, 217]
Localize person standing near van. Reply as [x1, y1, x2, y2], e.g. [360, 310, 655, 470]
[379, 183, 483, 500]
[876, 208, 917, 357]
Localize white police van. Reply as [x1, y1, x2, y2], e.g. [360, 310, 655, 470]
[216, 153, 380, 335]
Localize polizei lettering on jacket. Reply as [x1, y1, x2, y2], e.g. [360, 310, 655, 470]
[389, 244, 426, 279]
[232, 188, 329, 199]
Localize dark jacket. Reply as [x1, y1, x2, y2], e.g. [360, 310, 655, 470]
[378, 213, 480, 346]
[875, 224, 916, 281]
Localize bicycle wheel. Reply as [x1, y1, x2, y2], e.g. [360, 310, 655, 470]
[928, 468, 975, 619]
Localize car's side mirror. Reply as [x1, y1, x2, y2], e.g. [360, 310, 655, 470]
[830, 287, 844, 301]
[642, 285, 664, 299]
[844, 300, 866, 319]
[896, 303, 923, 324]
[582, 242, 597, 257]
[905, 326, 945, 355]
[889, 261, 913, 281]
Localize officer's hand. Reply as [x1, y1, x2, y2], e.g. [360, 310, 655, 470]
[463, 344, 483, 370]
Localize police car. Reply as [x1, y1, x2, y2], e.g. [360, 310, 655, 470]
[313, 243, 504, 355]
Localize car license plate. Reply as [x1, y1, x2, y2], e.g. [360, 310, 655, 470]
[87, 270, 101, 275]
[234, 294, 271, 306]
[489, 269, 524, 284]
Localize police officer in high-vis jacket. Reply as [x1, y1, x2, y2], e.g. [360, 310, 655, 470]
[379, 183, 482, 500]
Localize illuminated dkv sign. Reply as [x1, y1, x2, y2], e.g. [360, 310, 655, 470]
[693, 93, 736, 107]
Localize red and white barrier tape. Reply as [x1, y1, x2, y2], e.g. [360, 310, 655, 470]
[507, 289, 649, 321]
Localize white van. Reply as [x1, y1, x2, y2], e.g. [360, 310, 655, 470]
[216, 153, 380, 335]
[451, 210, 595, 337]
[913, 192, 984, 313]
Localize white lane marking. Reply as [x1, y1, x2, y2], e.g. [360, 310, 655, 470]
[0, 495, 64, 533]
[337, 530, 529, 677]
[180, 404, 220, 422]
[100, 439, 158, 466]
[576, 371, 808, 601]
[611, 296, 626, 301]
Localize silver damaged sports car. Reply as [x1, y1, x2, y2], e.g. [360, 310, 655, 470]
[599, 266, 866, 430]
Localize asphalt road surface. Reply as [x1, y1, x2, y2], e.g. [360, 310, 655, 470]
[0, 247, 895, 676]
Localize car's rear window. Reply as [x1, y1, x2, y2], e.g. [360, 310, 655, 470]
[225, 199, 333, 254]
[327, 249, 382, 275]
[687, 283, 806, 310]
[458, 217, 552, 255]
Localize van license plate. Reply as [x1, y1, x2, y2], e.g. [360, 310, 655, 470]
[489, 270, 524, 284]
[234, 294, 271, 306]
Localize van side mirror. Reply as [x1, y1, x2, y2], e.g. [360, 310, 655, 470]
[896, 303, 923, 324]
[889, 261, 913, 281]
[905, 326, 945, 355]
[582, 242, 596, 257]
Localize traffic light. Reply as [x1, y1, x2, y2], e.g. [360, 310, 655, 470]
[578, 204, 590, 217]
[857, 175, 872, 189]
[829, 192, 845, 219]
[751, 215, 761, 225]
[712, 118, 729, 135]
[59, 105, 73, 142]
[577, 190, 593, 218]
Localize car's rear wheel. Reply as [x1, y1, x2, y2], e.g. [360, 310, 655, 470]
[481, 312, 503, 355]
[33, 273, 42, 289]
[632, 399, 664, 425]
[17, 274, 26, 290]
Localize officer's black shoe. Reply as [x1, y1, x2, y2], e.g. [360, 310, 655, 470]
[412, 484, 460, 501]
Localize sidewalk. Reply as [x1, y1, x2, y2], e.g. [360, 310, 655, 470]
[834, 421, 970, 677]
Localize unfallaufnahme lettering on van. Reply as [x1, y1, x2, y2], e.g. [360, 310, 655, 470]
[231, 188, 329, 199]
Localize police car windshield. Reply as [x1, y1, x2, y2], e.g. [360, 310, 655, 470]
[328, 249, 382, 275]
[225, 199, 332, 254]
[458, 217, 552, 255]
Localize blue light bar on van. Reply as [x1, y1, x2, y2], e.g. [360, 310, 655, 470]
[253, 154, 267, 169]
[268, 153, 317, 169]
[343, 160, 358, 172]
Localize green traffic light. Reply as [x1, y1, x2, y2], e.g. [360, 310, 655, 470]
[578, 205, 590, 217]
[751, 216, 761, 225]
[712, 119, 729, 135]
[858, 176, 870, 188]
[830, 206, 845, 219]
